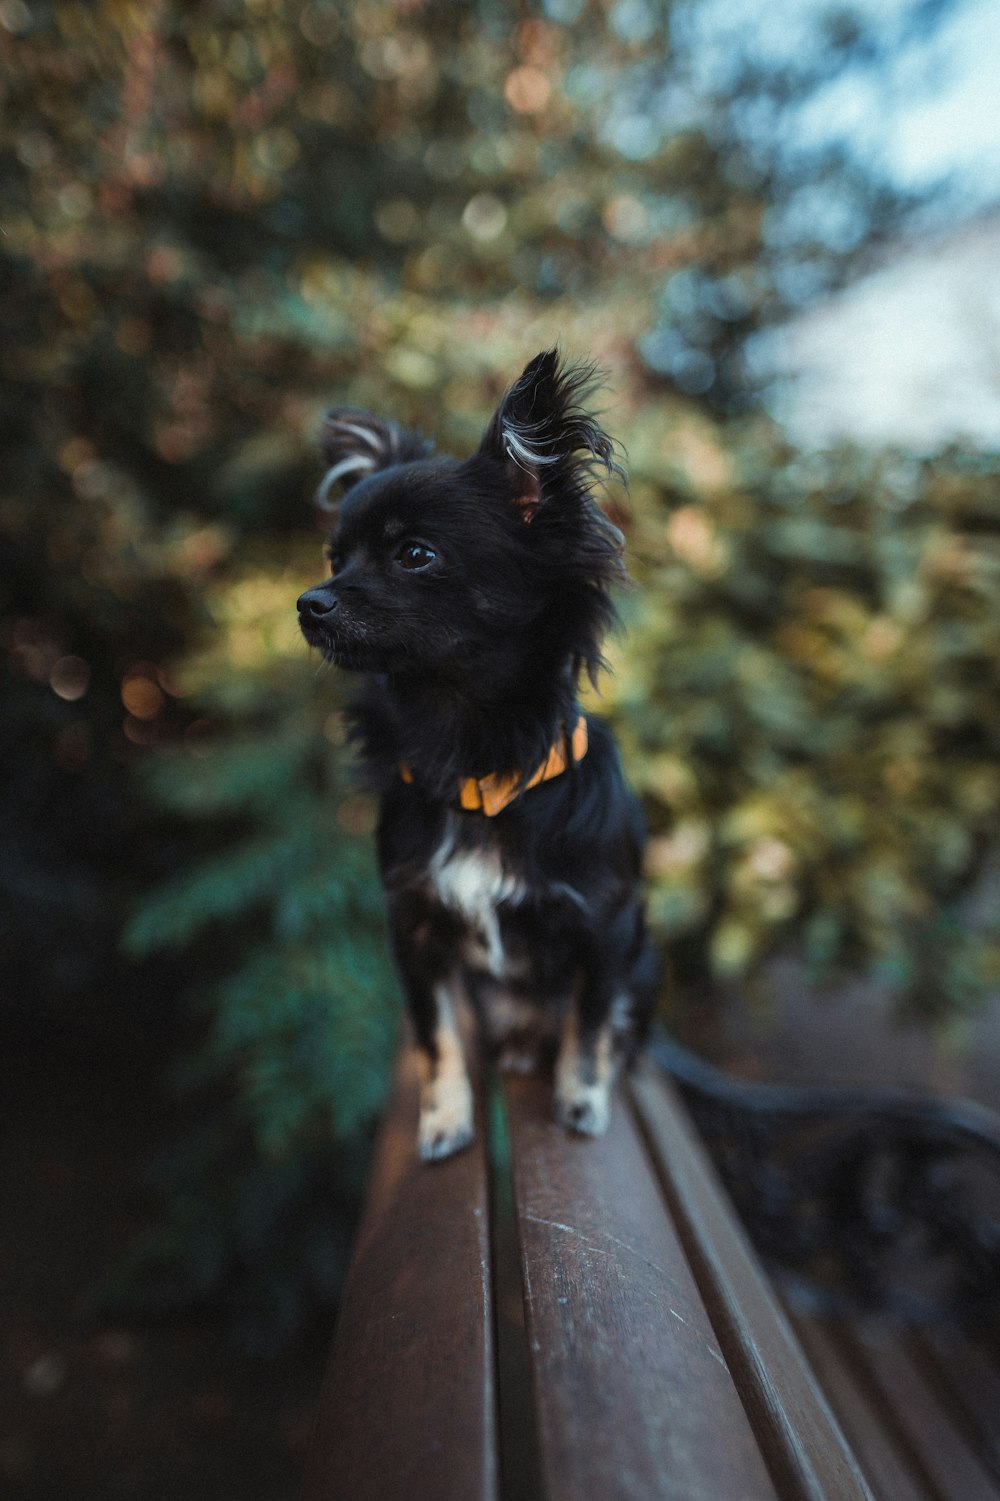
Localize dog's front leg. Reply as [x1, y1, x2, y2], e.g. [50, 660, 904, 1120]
[414, 980, 475, 1162]
[554, 945, 624, 1137]
[554, 1001, 617, 1137]
[390, 899, 475, 1162]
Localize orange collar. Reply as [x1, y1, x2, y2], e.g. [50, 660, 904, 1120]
[400, 715, 588, 817]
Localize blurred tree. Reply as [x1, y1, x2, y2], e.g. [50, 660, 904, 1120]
[3, 0, 997, 1342]
[113, 550, 398, 1350]
[612, 428, 1000, 1013]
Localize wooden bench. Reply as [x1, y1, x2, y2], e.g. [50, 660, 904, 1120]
[304, 1043, 1000, 1501]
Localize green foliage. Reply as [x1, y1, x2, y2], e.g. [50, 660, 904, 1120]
[605, 435, 1000, 1008]
[102, 1103, 369, 1354]
[116, 588, 398, 1345]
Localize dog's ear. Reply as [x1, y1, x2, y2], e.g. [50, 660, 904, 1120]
[478, 350, 625, 523]
[317, 409, 431, 510]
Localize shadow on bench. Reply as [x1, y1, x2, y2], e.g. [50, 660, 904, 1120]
[304, 1039, 1000, 1501]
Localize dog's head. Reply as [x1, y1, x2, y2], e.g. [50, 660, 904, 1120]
[296, 350, 628, 686]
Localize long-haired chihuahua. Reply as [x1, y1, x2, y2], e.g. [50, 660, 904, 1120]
[297, 351, 658, 1161]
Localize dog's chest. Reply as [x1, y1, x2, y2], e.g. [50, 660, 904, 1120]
[428, 832, 525, 977]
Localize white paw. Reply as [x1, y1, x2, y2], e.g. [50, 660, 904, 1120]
[554, 1079, 612, 1138]
[418, 1083, 474, 1163]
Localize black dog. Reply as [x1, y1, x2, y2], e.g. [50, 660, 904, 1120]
[297, 351, 657, 1161]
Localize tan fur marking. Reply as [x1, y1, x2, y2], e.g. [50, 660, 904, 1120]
[554, 1006, 616, 1137]
[417, 987, 475, 1162]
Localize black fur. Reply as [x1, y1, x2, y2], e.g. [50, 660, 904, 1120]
[297, 350, 658, 1160]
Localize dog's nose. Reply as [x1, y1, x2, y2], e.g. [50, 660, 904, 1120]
[297, 586, 337, 621]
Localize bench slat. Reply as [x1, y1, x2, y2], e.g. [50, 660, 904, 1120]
[629, 1061, 875, 1501]
[839, 1326, 1000, 1501]
[305, 1044, 1000, 1501]
[304, 1047, 498, 1501]
[503, 1073, 781, 1501]
[789, 1316, 927, 1501]
[916, 1333, 1000, 1480]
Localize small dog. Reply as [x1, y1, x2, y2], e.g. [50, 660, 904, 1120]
[297, 351, 658, 1161]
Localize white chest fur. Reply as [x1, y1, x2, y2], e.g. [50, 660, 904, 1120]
[429, 835, 525, 977]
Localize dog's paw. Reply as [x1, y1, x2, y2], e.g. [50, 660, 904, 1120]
[554, 1080, 612, 1138]
[418, 1089, 475, 1163]
[418, 1113, 475, 1162]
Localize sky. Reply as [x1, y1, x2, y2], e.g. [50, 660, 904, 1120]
[814, 0, 1000, 203]
[758, 217, 1000, 446]
[731, 0, 1000, 446]
[684, 0, 1000, 205]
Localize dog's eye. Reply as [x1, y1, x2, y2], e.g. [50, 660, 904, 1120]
[397, 543, 437, 572]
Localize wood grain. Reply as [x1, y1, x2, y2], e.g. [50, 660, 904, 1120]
[502, 1072, 781, 1501]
